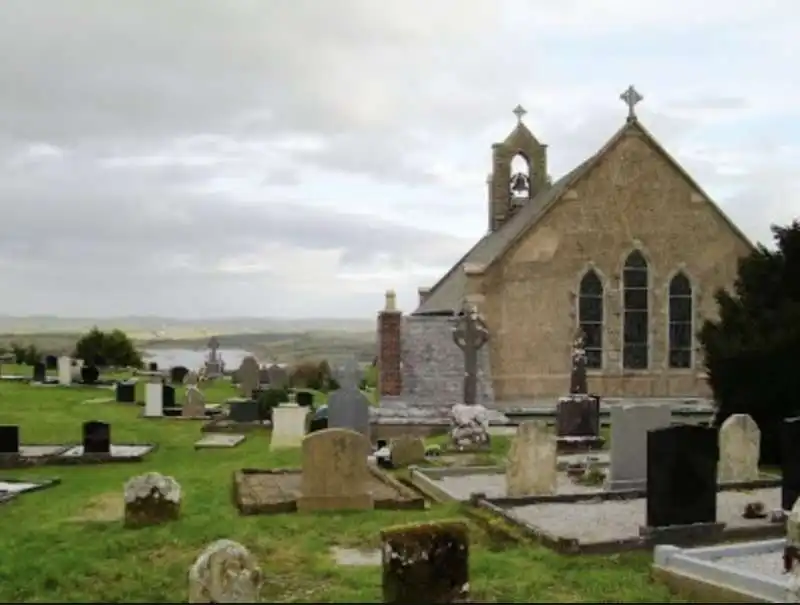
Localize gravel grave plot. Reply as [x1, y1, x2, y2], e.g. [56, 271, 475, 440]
[715, 550, 788, 583]
[506, 487, 781, 543]
[432, 471, 604, 500]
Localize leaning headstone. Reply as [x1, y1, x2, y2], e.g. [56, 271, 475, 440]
[389, 435, 427, 468]
[718, 413, 760, 483]
[83, 420, 111, 454]
[506, 422, 558, 497]
[270, 403, 308, 449]
[81, 365, 100, 385]
[170, 366, 189, 385]
[144, 377, 164, 417]
[32, 362, 46, 383]
[381, 521, 469, 603]
[183, 387, 206, 418]
[123, 472, 181, 528]
[646, 424, 718, 528]
[57, 356, 72, 386]
[327, 358, 370, 438]
[267, 364, 288, 389]
[607, 404, 672, 490]
[188, 539, 262, 604]
[237, 356, 260, 398]
[555, 395, 600, 437]
[0, 425, 20, 454]
[296, 391, 314, 407]
[782, 417, 800, 510]
[297, 428, 373, 512]
[116, 381, 136, 403]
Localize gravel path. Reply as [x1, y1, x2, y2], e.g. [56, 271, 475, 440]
[433, 471, 604, 500]
[506, 488, 781, 543]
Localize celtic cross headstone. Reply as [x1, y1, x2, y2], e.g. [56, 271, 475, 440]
[452, 303, 489, 406]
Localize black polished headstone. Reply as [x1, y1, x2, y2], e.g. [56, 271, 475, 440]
[308, 405, 329, 433]
[116, 381, 136, 403]
[148, 361, 158, 372]
[82, 421, 111, 454]
[646, 424, 718, 528]
[0, 425, 20, 454]
[170, 366, 189, 384]
[782, 417, 800, 510]
[44, 355, 57, 370]
[229, 399, 260, 423]
[32, 362, 46, 382]
[81, 365, 100, 384]
[296, 391, 314, 407]
[162, 384, 176, 408]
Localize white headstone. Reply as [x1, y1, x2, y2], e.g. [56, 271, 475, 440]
[270, 404, 308, 449]
[57, 356, 72, 386]
[144, 382, 164, 417]
[505, 422, 557, 496]
[718, 413, 761, 483]
[607, 404, 672, 490]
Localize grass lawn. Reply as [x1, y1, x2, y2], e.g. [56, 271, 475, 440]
[0, 374, 683, 603]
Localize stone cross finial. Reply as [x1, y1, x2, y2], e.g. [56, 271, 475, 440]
[620, 85, 643, 121]
[452, 303, 489, 405]
[512, 104, 527, 124]
[570, 331, 588, 395]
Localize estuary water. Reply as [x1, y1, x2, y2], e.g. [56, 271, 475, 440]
[141, 347, 252, 370]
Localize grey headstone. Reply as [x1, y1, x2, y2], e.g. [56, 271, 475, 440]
[228, 399, 260, 423]
[335, 357, 362, 390]
[328, 389, 371, 439]
[608, 404, 672, 490]
[267, 364, 288, 389]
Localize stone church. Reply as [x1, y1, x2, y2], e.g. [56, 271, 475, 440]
[377, 87, 754, 408]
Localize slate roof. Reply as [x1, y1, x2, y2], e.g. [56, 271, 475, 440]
[413, 117, 754, 316]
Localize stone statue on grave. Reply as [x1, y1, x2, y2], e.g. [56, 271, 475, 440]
[452, 302, 489, 406]
[449, 402, 490, 451]
[570, 330, 588, 395]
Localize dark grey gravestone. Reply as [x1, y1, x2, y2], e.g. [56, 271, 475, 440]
[328, 359, 370, 438]
[0, 425, 20, 454]
[32, 362, 46, 383]
[82, 421, 111, 454]
[569, 332, 588, 395]
[267, 364, 288, 389]
[296, 391, 314, 407]
[162, 384, 176, 408]
[782, 417, 800, 510]
[646, 424, 718, 528]
[45, 355, 57, 370]
[116, 381, 136, 403]
[148, 361, 158, 371]
[229, 399, 260, 423]
[170, 366, 189, 384]
[81, 365, 100, 384]
[452, 303, 489, 405]
[556, 395, 600, 437]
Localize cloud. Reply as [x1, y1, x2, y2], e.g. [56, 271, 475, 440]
[0, 0, 798, 317]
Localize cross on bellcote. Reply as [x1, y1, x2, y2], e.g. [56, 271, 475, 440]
[512, 104, 527, 124]
[620, 85, 643, 121]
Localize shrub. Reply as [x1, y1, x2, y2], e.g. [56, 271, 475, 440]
[73, 327, 143, 368]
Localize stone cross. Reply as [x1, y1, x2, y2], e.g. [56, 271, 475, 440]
[207, 336, 220, 362]
[570, 331, 588, 395]
[452, 303, 489, 406]
[620, 85, 643, 120]
[512, 104, 527, 124]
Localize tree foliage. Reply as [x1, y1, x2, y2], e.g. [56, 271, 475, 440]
[9, 342, 43, 365]
[73, 327, 143, 368]
[699, 220, 800, 463]
[289, 359, 337, 391]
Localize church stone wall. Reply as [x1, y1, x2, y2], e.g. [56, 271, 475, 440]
[398, 315, 494, 407]
[483, 127, 751, 402]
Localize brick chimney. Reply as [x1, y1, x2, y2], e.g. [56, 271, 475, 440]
[377, 289, 402, 397]
[417, 286, 431, 307]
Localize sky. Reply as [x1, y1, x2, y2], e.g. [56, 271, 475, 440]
[0, 0, 798, 319]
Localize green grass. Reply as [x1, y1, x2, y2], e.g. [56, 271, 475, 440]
[0, 377, 682, 603]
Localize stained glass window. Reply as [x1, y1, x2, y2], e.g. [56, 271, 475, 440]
[623, 251, 649, 369]
[668, 272, 693, 368]
[578, 270, 603, 369]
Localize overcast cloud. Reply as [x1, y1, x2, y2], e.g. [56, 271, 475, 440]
[0, 0, 798, 318]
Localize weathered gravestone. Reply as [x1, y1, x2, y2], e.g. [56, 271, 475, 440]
[608, 404, 671, 490]
[116, 381, 136, 403]
[83, 420, 111, 454]
[646, 424, 718, 528]
[556, 395, 600, 437]
[57, 356, 72, 386]
[782, 417, 800, 510]
[80, 365, 100, 385]
[381, 520, 469, 603]
[389, 435, 426, 468]
[31, 362, 46, 383]
[45, 355, 57, 371]
[718, 413, 760, 483]
[270, 403, 308, 449]
[170, 366, 189, 385]
[296, 391, 314, 407]
[267, 364, 288, 389]
[0, 425, 20, 454]
[123, 472, 181, 528]
[237, 356, 260, 398]
[506, 422, 557, 497]
[297, 428, 373, 512]
[452, 302, 489, 406]
[188, 539, 263, 604]
[327, 358, 370, 439]
[144, 377, 164, 417]
[183, 387, 206, 418]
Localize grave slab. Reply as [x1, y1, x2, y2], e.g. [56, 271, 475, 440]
[60, 444, 154, 459]
[18, 445, 70, 457]
[0, 477, 60, 496]
[194, 434, 246, 449]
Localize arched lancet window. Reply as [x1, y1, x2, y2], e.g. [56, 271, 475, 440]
[623, 250, 649, 369]
[668, 272, 693, 369]
[578, 270, 603, 369]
